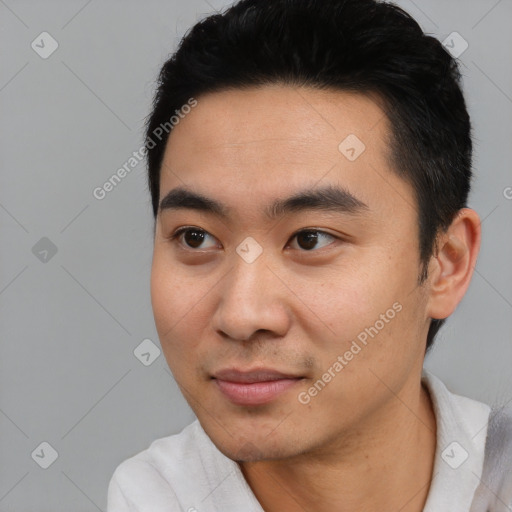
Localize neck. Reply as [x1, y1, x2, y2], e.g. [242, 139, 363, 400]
[239, 374, 437, 512]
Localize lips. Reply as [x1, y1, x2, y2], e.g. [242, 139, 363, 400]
[212, 367, 304, 406]
[213, 368, 301, 383]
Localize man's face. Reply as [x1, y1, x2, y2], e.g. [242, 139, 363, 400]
[151, 85, 432, 461]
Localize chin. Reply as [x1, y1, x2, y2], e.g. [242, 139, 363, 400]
[199, 416, 306, 463]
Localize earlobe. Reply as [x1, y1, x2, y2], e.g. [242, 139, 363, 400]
[427, 208, 481, 320]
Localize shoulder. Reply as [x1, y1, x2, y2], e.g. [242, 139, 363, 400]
[107, 420, 207, 511]
[112, 418, 204, 479]
[484, 404, 512, 507]
[470, 403, 512, 511]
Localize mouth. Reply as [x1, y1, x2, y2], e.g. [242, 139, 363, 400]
[211, 368, 305, 406]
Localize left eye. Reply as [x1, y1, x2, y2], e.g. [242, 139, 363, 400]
[288, 230, 337, 251]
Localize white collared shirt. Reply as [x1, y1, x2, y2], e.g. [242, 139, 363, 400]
[107, 370, 493, 511]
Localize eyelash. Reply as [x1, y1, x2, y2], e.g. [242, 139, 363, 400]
[167, 226, 340, 252]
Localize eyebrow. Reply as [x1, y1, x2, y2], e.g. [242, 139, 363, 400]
[158, 184, 369, 221]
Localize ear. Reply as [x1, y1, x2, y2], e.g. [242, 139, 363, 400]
[426, 208, 481, 320]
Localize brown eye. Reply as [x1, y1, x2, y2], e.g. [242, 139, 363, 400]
[171, 227, 219, 250]
[182, 229, 206, 248]
[290, 230, 337, 251]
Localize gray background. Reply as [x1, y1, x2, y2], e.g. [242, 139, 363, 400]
[0, 0, 511, 510]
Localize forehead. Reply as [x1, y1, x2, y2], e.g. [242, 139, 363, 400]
[166, 85, 389, 154]
[159, 85, 414, 220]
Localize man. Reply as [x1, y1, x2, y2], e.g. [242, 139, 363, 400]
[107, 0, 511, 510]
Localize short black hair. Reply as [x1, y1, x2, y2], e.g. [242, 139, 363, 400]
[144, 0, 473, 354]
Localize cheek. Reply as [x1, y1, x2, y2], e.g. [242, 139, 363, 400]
[299, 252, 419, 368]
[296, 299, 419, 429]
[290, 259, 391, 343]
[150, 252, 210, 362]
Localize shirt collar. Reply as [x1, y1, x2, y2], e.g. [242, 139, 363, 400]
[421, 369, 491, 511]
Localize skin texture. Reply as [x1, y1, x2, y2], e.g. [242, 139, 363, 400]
[150, 85, 481, 511]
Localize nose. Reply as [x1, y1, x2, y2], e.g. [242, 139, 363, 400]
[212, 250, 292, 342]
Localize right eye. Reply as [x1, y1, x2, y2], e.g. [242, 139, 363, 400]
[168, 227, 220, 251]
